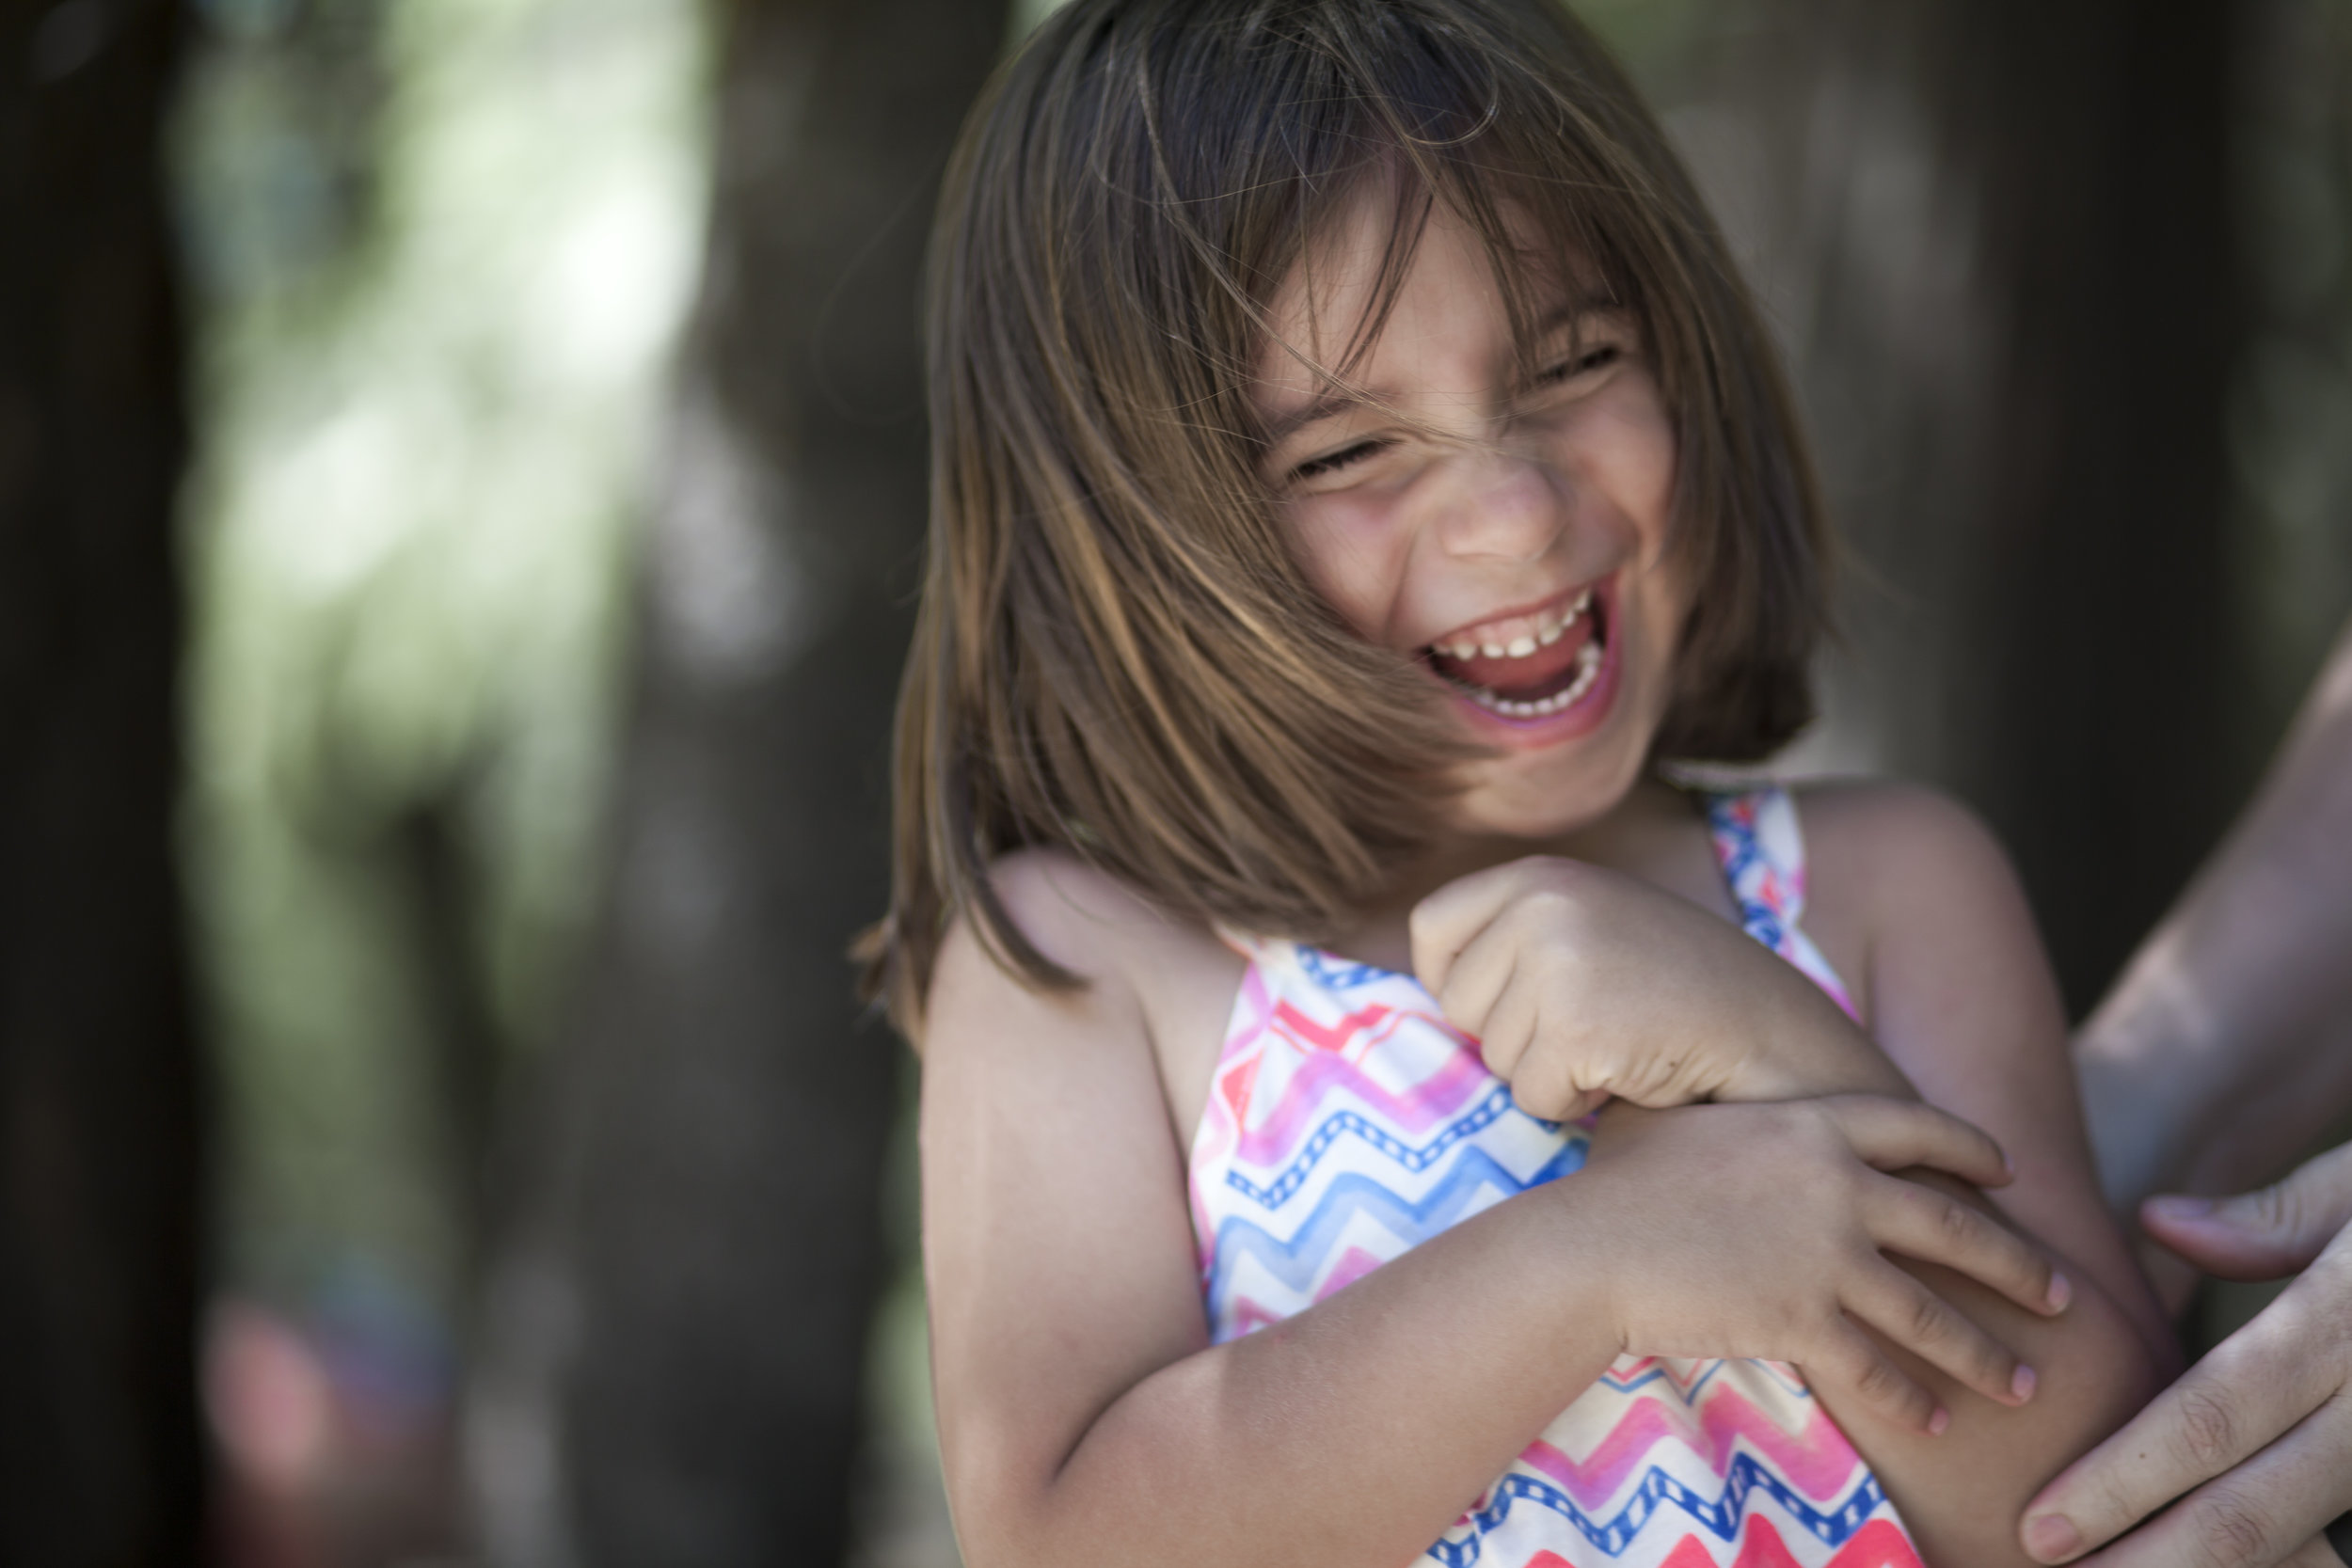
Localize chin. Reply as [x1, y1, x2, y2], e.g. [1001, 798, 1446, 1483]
[1450, 730, 1656, 842]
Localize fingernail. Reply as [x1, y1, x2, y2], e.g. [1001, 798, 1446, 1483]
[2010, 1364, 2037, 1403]
[2147, 1194, 2213, 1221]
[2023, 1513, 2082, 1563]
[2044, 1272, 2072, 1312]
[1926, 1405, 1950, 1436]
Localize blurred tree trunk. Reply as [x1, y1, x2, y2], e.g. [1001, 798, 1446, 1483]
[1688, 0, 2246, 1012]
[469, 1, 1006, 1563]
[0, 1, 201, 1564]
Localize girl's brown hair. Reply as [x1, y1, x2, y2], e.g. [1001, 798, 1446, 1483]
[866, 0, 1830, 1031]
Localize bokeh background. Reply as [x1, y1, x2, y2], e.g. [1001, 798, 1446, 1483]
[4, 0, 2349, 1562]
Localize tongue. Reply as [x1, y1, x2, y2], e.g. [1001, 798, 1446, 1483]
[1429, 614, 1597, 699]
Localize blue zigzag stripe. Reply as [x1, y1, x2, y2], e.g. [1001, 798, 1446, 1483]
[1595, 1359, 1729, 1402]
[1206, 1147, 1582, 1319]
[1223, 1086, 1586, 1209]
[1426, 1457, 1887, 1565]
[1295, 943, 1398, 991]
[1594, 1359, 1815, 1405]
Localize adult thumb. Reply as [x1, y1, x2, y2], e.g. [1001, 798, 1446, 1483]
[2142, 1142, 2352, 1281]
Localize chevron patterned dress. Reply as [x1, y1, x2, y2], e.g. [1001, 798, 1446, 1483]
[1189, 788, 1924, 1568]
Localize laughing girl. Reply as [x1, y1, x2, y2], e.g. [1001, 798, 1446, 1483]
[869, 3, 2171, 1562]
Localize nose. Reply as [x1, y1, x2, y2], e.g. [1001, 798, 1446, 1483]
[1417, 449, 1568, 564]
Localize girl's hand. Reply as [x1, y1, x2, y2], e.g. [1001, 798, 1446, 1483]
[1411, 856, 1909, 1118]
[1576, 1096, 2074, 1433]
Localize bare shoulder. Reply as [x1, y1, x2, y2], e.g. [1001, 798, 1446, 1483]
[938, 847, 1227, 1007]
[1794, 779, 2016, 902]
[976, 846, 1183, 970]
[1787, 777, 2058, 1087]
[1791, 781, 2028, 974]
[929, 847, 1242, 1144]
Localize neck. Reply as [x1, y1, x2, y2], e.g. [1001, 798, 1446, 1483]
[1327, 772, 1694, 956]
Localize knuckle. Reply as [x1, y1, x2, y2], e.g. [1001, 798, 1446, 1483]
[1524, 889, 1579, 933]
[1851, 1354, 1905, 1404]
[2251, 1180, 2299, 1238]
[2185, 1484, 2270, 1568]
[1994, 1233, 2048, 1294]
[1784, 1100, 1836, 1146]
[1520, 1067, 1571, 1118]
[2172, 1385, 2243, 1472]
[1933, 1196, 1980, 1247]
[1906, 1291, 1952, 1346]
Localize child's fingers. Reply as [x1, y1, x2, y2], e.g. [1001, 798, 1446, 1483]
[1406, 862, 1524, 996]
[1409, 855, 1582, 997]
[1815, 1095, 2013, 1188]
[1842, 1262, 2033, 1409]
[1805, 1317, 1947, 1435]
[1864, 1177, 2069, 1319]
[1426, 923, 1518, 1044]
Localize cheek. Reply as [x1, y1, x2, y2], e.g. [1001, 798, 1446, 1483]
[1586, 400, 1678, 554]
[1284, 493, 1405, 640]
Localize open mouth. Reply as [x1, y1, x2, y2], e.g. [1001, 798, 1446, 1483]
[1422, 584, 1608, 719]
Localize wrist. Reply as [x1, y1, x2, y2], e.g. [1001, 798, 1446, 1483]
[1528, 1134, 1642, 1355]
[1750, 995, 1913, 1102]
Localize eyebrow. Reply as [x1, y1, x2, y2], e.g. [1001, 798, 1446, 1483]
[1257, 293, 1625, 450]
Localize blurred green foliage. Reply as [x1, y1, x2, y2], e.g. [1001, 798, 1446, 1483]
[176, 0, 711, 1319]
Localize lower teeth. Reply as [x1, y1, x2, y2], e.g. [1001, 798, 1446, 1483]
[1470, 639, 1602, 718]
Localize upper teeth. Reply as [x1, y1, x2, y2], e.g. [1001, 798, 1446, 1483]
[1442, 588, 1592, 663]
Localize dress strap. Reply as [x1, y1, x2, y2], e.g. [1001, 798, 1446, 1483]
[1703, 787, 1861, 1022]
[1209, 919, 1276, 963]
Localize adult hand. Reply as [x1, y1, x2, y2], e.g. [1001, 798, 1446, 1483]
[1411, 856, 1908, 1119]
[1580, 1095, 2068, 1434]
[2021, 1142, 2352, 1567]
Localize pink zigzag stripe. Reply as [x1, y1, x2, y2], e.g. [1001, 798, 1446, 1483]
[1520, 1519, 1918, 1568]
[1629, 1516, 1923, 1568]
[1515, 1388, 1864, 1507]
[1311, 1244, 1387, 1302]
[1222, 1294, 1282, 1338]
[1265, 997, 1404, 1056]
[1219, 1034, 1502, 1162]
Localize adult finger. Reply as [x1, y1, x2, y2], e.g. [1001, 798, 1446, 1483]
[1865, 1175, 2068, 1318]
[2022, 1285, 2348, 1563]
[1815, 1095, 2014, 1190]
[2143, 1143, 2352, 1282]
[2036, 1387, 2352, 1567]
[1841, 1259, 2033, 1409]
[1803, 1315, 1947, 1435]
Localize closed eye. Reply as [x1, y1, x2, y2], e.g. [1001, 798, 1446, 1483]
[1540, 342, 1622, 385]
[1292, 438, 1391, 482]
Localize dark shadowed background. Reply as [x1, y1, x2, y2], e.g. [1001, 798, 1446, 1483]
[2, 0, 2347, 1562]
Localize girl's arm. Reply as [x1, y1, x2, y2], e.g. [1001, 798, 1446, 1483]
[924, 851, 2065, 1568]
[1410, 788, 2174, 1566]
[1803, 783, 2177, 1566]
